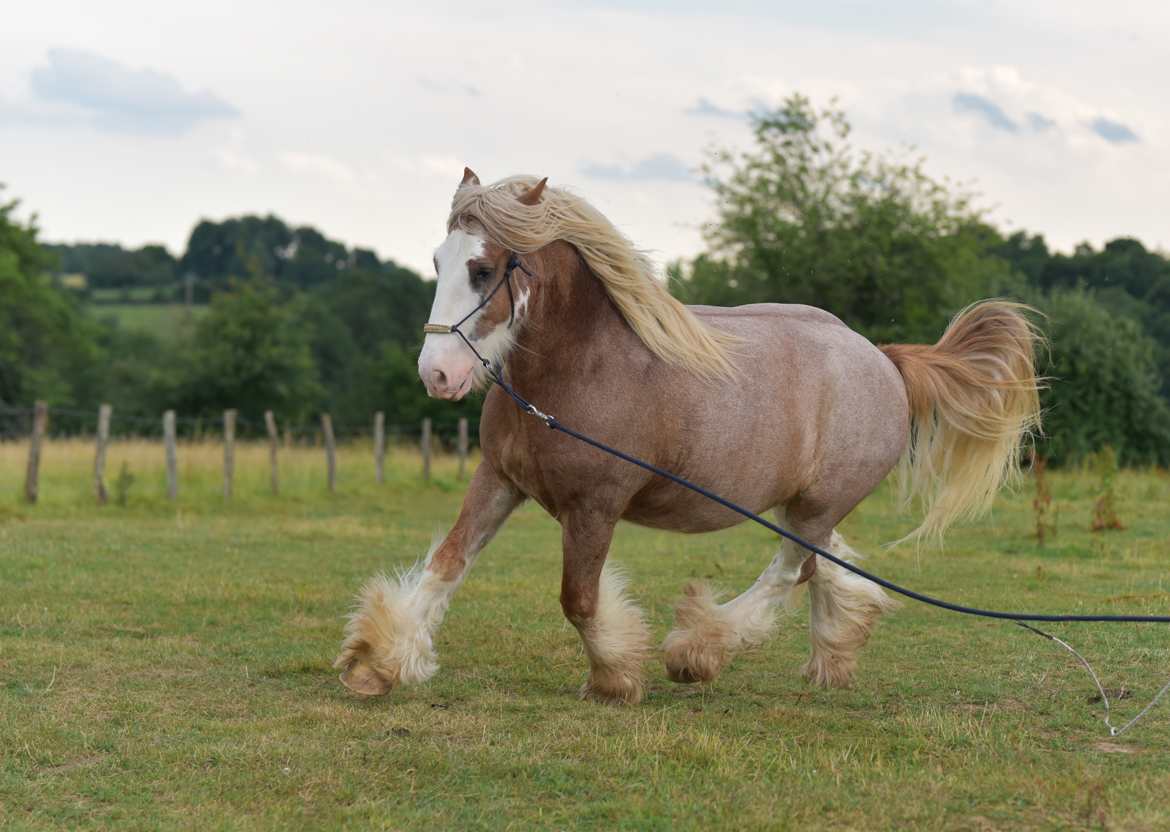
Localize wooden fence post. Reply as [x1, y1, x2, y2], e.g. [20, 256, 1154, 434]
[24, 401, 48, 504]
[223, 409, 237, 500]
[265, 410, 279, 495]
[374, 411, 386, 485]
[164, 410, 178, 500]
[94, 403, 112, 505]
[321, 414, 337, 493]
[457, 417, 469, 480]
[421, 417, 432, 482]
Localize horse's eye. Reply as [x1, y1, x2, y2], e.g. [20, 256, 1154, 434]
[475, 267, 492, 282]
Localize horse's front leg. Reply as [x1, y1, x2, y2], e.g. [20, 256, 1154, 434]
[334, 463, 522, 696]
[560, 511, 651, 704]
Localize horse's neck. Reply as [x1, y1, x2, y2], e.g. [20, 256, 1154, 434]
[506, 246, 634, 387]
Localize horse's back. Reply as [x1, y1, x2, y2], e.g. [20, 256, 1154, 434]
[690, 302, 893, 384]
[619, 301, 909, 532]
[690, 301, 848, 331]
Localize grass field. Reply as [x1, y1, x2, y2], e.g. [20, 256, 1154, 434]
[2, 440, 1169, 830]
[88, 304, 207, 340]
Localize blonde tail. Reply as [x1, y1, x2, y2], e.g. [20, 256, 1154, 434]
[881, 300, 1043, 542]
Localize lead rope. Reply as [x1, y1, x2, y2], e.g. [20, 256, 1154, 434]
[428, 255, 1170, 736]
[1015, 621, 1170, 737]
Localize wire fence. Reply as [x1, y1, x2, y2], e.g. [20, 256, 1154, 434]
[0, 402, 458, 443]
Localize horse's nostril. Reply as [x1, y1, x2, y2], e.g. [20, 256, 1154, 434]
[432, 368, 448, 388]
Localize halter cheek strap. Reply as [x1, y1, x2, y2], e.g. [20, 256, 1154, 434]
[423, 253, 537, 341]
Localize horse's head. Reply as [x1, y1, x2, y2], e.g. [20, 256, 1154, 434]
[418, 167, 546, 400]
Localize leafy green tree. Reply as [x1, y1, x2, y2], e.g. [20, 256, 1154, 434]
[313, 265, 433, 351]
[46, 241, 177, 290]
[175, 282, 321, 424]
[1037, 289, 1170, 466]
[998, 235, 1170, 395]
[366, 343, 481, 440]
[673, 95, 1020, 343]
[0, 188, 101, 407]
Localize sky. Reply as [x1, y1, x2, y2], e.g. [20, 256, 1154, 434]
[2, 1, 1167, 276]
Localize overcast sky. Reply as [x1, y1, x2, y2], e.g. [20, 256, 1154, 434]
[2, 1, 1167, 275]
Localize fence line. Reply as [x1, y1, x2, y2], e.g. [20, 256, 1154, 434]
[4, 402, 473, 504]
[0, 401, 439, 442]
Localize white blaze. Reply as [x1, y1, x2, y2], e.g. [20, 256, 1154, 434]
[418, 229, 485, 397]
[426, 229, 485, 332]
[418, 228, 523, 397]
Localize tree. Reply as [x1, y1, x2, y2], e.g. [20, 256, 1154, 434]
[674, 95, 1021, 343]
[0, 187, 101, 407]
[46, 241, 177, 290]
[1037, 289, 1170, 466]
[175, 282, 321, 424]
[998, 236, 1170, 396]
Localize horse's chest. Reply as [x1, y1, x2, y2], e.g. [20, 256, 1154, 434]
[488, 423, 557, 507]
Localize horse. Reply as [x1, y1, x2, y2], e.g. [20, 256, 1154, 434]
[333, 168, 1042, 704]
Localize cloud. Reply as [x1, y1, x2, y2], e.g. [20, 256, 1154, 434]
[686, 97, 745, 120]
[28, 48, 237, 134]
[580, 152, 694, 182]
[417, 77, 481, 97]
[215, 147, 259, 175]
[277, 151, 355, 183]
[1089, 117, 1139, 144]
[952, 92, 1018, 132]
[948, 68, 1143, 147]
[1026, 111, 1055, 132]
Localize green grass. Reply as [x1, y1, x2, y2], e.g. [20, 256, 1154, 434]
[89, 288, 162, 303]
[88, 303, 206, 340]
[2, 440, 1169, 830]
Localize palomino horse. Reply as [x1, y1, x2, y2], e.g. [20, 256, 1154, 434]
[334, 169, 1042, 704]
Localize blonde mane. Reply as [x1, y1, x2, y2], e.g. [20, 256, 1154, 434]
[448, 175, 735, 378]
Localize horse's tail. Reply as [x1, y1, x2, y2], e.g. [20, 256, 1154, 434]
[880, 300, 1043, 542]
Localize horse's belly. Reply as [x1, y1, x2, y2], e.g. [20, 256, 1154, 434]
[621, 472, 790, 533]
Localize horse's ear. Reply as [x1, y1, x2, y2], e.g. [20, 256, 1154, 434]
[517, 177, 548, 206]
[460, 167, 481, 187]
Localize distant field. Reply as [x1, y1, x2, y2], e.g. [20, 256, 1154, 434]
[89, 287, 161, 303]
[89, 303, 207, 339]
[2, 440, 1170, 829]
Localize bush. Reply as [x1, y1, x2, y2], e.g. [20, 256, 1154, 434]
[1038, 289, 1170, 466]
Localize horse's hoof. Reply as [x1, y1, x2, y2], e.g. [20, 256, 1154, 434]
[580, 668, 644, 705]
[338, 660, 396, 696]
[665, 663, 704, 684]
[663, 633, 729, 684]
[801, 654, 856, 689]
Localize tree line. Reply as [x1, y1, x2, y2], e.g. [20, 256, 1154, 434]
[2, 199, 478, 440]
[669, 96, 1170, 466]
[4, 94, 1170, 464]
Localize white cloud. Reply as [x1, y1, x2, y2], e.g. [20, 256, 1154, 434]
[581, 153, 696, 182]
[277, 151, 355, 184]
[0, 1, 1166, 270]
[215, 146, 260, 175]
[25, 47, 237, 134]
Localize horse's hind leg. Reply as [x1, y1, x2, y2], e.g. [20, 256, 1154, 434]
[663, 513, 813, 685]
[803, 531, 898, 688]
